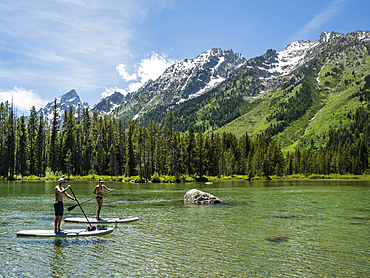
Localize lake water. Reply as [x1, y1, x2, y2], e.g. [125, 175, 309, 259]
[0, 179, 369, 277]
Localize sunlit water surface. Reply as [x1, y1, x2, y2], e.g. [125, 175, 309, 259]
[0, 180, 369, 277]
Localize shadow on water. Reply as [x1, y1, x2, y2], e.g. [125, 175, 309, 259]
[18, 238, 113, 247]
[353, 208, 370, 212]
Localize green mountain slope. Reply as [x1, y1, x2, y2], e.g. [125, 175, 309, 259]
[128, 31, 370, 151]
[217, 46, 370, 151]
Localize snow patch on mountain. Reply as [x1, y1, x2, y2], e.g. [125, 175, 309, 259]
[268, 40, 319, 75]
[177, 75, 226, 104]
[316, 64, 326, 84]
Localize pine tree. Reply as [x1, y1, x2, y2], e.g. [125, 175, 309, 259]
[89, 112, 100, 175]
[35, 115, 45, 177]
[16, 116, 27, 176]
[136, 125, 144, 180]
[108, 143, 118, 177]
[5, 109, 15, 177]
[27, 107, 38, 175]
[162, 112, 176, 174]
[126, 119, 136, 177]
[195, 132, 205, 177]
[0, 103, 6, 176]
[357, 139, 368, 173]
[74, 104, 83, 175]
[81, 108, 92, 175]
[117, 120, 126, 176]
[62, 107, 75, 175]
[239, 132, 251, 174]
[149, 121, 159, 177]
[49, 99, 60, 173]
[185, 124, 196, 176]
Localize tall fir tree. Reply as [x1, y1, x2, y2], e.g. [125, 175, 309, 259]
[49, 99, 60, 173]
[16, 116, 27, 176]
[27, 106, 38, 175]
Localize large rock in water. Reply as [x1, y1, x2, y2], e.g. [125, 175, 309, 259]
[183, 189, 222, 204]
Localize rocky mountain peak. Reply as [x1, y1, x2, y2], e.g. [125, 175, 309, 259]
[154, 48, 246, 99]
[109, 48, 246, 120]
[91, 91, 130, 115]
[38, 89, 89, 123]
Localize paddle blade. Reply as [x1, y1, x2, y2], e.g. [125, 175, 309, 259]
[67, 205, 77, 211]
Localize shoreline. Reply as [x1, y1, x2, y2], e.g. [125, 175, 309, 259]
[2, 173, 370, 182]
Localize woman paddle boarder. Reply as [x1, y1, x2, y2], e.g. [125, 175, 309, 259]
[54, 178, 77, 233]
[93, 178, 115, 220]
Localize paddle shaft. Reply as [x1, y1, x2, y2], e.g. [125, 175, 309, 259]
[68, 186, 93, 227]
[67, 191, 112, 211]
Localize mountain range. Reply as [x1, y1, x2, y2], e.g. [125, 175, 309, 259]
[39, 30, 370, 150]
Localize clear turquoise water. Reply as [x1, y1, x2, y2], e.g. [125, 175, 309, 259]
[0, 179, 369, 277]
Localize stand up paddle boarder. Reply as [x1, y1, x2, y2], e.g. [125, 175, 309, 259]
[93, 178, 114, 220]
[54, 178, 77, 233]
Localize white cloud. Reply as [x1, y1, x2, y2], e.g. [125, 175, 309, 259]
[0, 0, 173, 105]
[116, 64, 137, 81]
[0, 87, 48, 114]
[128, 81, 146, 93]
[291, 0, 348, 40]
[101, 87, 128, 99]
[117, 52, 176, 93]
[137, 52, 176, 83]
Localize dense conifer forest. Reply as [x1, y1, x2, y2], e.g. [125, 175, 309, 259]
[0, 96, 369, 181]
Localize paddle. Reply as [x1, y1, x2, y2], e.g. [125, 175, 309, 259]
[67, 191, 113, 211]
[68, 186, 96, 231]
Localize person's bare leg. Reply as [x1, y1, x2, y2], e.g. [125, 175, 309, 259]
[55, 216, 62, 232]
[58, 216, 63, 232]
[54, 217, 58, 233]
[96, 198, 103, 220]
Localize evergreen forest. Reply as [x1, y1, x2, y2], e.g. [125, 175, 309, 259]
[0, 95, 369, 181]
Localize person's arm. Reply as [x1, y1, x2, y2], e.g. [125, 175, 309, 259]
[103, 185, 115, 192]
[63, 185, 77, 201]
[64, 191, 76, 201]
[62, 185, 71, 193]
[55, 186, 68, 194]
[93, 186, 98, 196]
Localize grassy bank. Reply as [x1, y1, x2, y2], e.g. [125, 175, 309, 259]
[2, 173, 370, 182]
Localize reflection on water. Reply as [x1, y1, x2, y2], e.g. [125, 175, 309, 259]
[18, 238, 112, 247]
[0, 179, 369, 277]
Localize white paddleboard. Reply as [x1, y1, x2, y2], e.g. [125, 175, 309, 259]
[17, 227, 114, 237]
[64, 216, 139, 224]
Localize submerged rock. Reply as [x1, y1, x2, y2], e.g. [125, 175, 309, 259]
[353, 216, 370, 220]
[183, 189, 222, 205]
[266, 236, 289, 242]
[274, 214, 296, 219]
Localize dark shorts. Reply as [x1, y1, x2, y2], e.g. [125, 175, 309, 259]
[96, 196, 103, 200]
[54, 201, 63, 216]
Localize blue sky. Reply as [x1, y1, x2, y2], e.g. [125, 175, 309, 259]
[0, 0, 369, 115]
